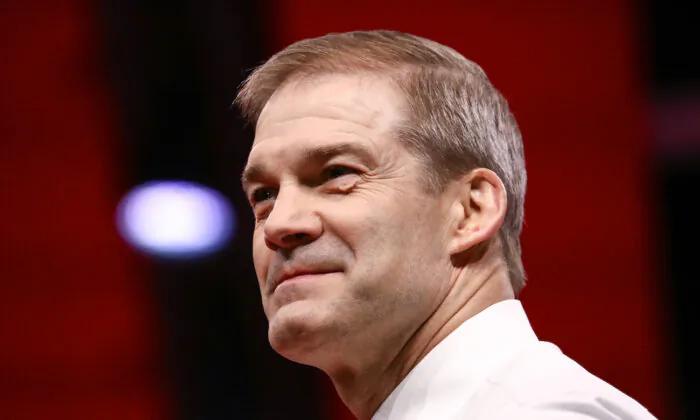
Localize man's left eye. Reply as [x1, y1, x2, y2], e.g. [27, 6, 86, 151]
[324, 166, 357, 179]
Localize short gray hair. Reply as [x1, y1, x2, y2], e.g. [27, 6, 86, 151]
[236, 30, 527, 294]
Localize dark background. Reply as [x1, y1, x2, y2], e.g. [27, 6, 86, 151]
[1, 0, 697, 419]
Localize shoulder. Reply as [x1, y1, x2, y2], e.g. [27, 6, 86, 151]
[488, 395, 657, 420]
[462, 342, 656, 419]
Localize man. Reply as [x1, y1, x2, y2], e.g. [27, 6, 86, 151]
[237, 30, 655, 419]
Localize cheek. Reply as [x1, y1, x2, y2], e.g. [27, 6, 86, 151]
[252, 231, 270, 288]
[331, 205, 408, 275]
[359, 200, 444, 271]
[331, 192, 429, 248]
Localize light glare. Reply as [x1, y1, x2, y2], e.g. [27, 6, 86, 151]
[117, 181, 235, 258]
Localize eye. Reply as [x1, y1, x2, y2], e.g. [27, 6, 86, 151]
[324, 165, 358, 180]
[251, 187, 277, 204]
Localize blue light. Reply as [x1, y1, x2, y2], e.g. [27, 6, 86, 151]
[116, 181, 236, 258]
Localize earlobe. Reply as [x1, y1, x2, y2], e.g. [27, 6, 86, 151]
[448, 168, 507, 256]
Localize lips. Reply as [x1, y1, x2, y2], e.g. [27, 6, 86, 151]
[271, 267, 339, 292]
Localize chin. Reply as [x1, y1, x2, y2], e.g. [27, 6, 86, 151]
[267, 300, 335, 366]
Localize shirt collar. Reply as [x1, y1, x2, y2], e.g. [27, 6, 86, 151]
[373, 299, 538, 419]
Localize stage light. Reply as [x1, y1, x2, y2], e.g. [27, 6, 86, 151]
[116, 180, 235, 258]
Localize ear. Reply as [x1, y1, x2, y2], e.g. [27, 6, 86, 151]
[447, 168, 508, 256]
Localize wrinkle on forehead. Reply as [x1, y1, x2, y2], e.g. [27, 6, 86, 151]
[254, 73, 405, 144]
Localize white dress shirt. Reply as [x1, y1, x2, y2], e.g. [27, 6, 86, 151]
[373, 299, 656, 419]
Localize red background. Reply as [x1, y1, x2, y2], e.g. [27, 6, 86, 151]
[0, 0, 672, 418]
[0, 2, 167, 419]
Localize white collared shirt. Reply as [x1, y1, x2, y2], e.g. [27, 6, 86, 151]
[373, 300, 655, 419]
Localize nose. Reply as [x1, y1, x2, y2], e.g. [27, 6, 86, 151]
[263, 186, 322, 251]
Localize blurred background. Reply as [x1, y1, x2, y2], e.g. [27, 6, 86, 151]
[0, 0, 697, 419]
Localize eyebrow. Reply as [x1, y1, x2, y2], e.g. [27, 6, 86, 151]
[240, 142, 375, 190]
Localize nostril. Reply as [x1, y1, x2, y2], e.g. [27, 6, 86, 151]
[280, 232, 309, 245]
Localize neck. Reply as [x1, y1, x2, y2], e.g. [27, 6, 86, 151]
[328, 248, 515, 419]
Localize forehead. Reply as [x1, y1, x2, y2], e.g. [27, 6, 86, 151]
[250, 74, 406, 153]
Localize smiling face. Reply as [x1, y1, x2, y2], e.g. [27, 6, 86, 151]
[242, 74, 455, 368]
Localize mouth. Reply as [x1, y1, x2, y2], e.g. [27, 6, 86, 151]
[272, 269, 340, 293]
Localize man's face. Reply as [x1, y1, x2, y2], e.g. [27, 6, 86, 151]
[242, 74, 454, 366]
